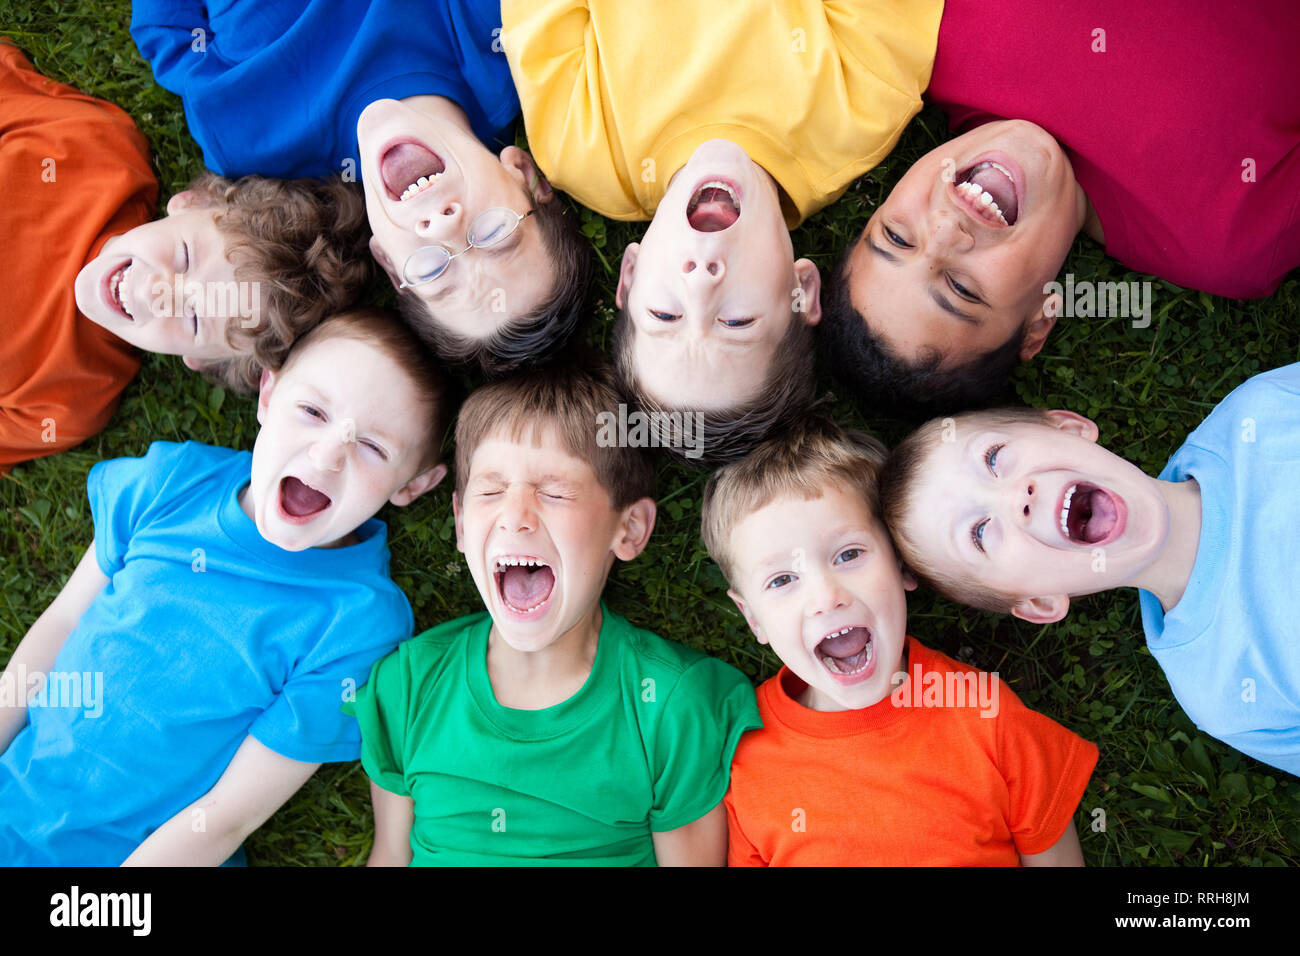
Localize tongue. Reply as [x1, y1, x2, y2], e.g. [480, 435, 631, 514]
[380, 142, 445, 198]
[281, 477, 330, 517]
[1080, 489, 1118, 543]
[820, 628, 868, 660]
[688, 189, 739, 232]
[967, 164, 1019, 224]
[502, 565, 554, 609]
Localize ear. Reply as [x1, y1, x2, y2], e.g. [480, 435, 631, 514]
[1019, 295, 1060, 360]
[614, 243, 639, 310]
[901, 568, 918, 592]
[256, 367, 277, 425]
[165, 190, 201, 216]
[726, 588, 767, 644]
[1043, 409, 1100, 443]
[612, 497, 657, 561]
[1010, 593, 1070, 624]
[500, 145, 554, 204]
[389, 463, 447, 507]
[452, 491, 466, 554]
[793, 258, 822, 327]
[369, 236, 403, 293]
[182, 355, 206, 372]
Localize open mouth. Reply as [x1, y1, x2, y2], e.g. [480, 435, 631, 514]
[954, 161, 1019, 226]
[814, 626, 874, 682]
[106, 261, 135, 320]
[493, 556, 556, 615]
[1059, 482, 1124, 544]
[686, 180, 741, 232]
[279, 476, 332, 521]
[380, 141, 447, 202]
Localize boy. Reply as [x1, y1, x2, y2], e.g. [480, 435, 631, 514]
[878, 363, 1300, 775]
[702, 417, 1097, 865]
[0, 308, 450, 865]
[1, 38, 371, 471]
[501, 0, 942, 462]
[131, 0, 591, 375]
[351, 362, 761, 865]
[824, 0, 1300, 416]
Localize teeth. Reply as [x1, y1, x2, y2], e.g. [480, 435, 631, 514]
[1060, 484, 1077, 537]
[494, 556, 548, 571]
[399, 172, 443, 201]
[111, 263, 135, 317]
[955, 180, 1009, 225]
[697, 180, 739, 204]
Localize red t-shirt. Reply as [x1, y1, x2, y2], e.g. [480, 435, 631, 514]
[725, 638, 1099, 866]
[0, 40, 157, 472]
[927, 0, 1300, 299]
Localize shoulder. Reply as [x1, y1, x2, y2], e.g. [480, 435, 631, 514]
[606, 608, 753, 698]
[388, 609, 488, 675]
[90, 440, 246, 510]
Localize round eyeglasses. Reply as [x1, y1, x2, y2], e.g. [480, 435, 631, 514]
[398, 207, 536, 290]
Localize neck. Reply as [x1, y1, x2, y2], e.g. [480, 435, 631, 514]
[486, 604, 603, 710]
[397, 94, 471, 133]
[1076, 178, 1104, 244]
[1132, 478, 1201, 611]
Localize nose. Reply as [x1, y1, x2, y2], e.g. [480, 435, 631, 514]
[308, 433, 347, 473]
[929, 208, 974, 255]
[1018, 479, 1036, 524]
[806, 567, 851, 617]
[498, 487, 537, 534]
[681, 256, 725, 281]
[416, 201, 462, 238]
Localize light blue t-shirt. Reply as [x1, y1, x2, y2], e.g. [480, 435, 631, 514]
[0, 441, 413, 864]
[1139, 363, 1300, 776]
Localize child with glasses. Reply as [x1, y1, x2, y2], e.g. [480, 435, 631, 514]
[131, 0, 592, 376]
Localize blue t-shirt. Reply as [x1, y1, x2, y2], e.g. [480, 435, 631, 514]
[130, 0, 520, 178]
[0, 441, 412, 864]
[1139, 363, 1300, 776]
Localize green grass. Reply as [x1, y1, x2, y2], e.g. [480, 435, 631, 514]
[3, 0, 1298, 866]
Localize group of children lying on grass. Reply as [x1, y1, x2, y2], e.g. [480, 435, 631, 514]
[1, 0, 1297, 865]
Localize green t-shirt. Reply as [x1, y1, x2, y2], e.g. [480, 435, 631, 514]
[349, 603, 761, 866]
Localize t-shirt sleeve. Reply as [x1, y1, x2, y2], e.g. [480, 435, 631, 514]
[251, 595, 411, 766]
[88, 441, 190, 577]
[647, 657, 762, 833]
[995, 681, 1100, 856]
[343, 649, 412, 796]
[724, 784, 767, 867]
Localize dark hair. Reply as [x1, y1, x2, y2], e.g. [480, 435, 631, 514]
[454, 359, 654, 510]
[397, 195, 592, 377]
[820, 244, 1026, 418]
[285, 307, 453, 471]
[610, 305, 816, 468]
[187, 172, 373, 393]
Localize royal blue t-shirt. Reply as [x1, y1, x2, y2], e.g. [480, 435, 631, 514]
[131, 0, 520, 178]
[1139, 363, 1300, 775]
[0, 441, 412, 864]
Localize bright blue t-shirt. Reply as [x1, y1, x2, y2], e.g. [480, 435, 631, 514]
[0, 441, 412, 864]
[130, 0, 520, 178]
[1139, 363, 1300, 776]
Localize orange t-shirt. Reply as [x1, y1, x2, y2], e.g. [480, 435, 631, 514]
[725, 637, 1099, 866]
[0, 40, 157, 472]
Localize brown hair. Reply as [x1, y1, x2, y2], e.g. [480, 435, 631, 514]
[397, 195, 592, 376]
[701, 416, 888, 584]
[879, 406, 1053, 612]
[282, 307, 453, 472]
[185, 172, 373, 394]
[454, 359, 654, 510]
[610, 305, 816, 468]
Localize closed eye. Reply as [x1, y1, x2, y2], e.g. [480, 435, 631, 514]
[361, 440, 388, 460]
[718, 316, 755, 329]
[949, 275, 981, 303]
[649, 309, 680, 322]
[300, 404, 325, 421]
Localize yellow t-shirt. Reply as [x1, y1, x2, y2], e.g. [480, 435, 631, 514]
[501, 0, 943, 227]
